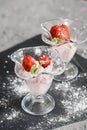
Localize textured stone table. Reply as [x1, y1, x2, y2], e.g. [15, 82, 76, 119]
[0, 0, 87, 130]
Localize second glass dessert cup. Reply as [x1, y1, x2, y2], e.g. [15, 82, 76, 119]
[41, 18, 87, 81]
[54, 41, 78, 81]
[11, 46, 65, 115]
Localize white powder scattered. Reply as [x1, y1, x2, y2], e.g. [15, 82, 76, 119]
[0, 108, 23, 124]
[7, 55, 11, 58]
[78, 72, 87, 77]
[58, 116, 70, 122]
[6, 75, 29, 97]
[0, 74, 29, 124]
[0, 98, 8, 108]
[55, 73, 87, 117]
[26, 115, 70, 130]
[3, 65, 6, 69]
[6, 70, 9, 74]
[5, 109, 20, 120]
[4, 73, 87, 117]
[0, 120, 3, 123]
[5, 60, 8, 64]
[1, 58, 87, 130]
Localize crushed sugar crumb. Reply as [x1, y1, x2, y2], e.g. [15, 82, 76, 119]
[6, 109, 20, 120]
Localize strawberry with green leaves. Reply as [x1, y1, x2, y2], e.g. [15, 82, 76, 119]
[22, 55, 36, 72]
[22, 54, 51, 74]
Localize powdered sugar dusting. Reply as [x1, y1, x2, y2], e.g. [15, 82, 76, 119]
[7, 75, 29, 97]
[1, 57, 87, 130]
[0, 98, 8, 109]
[54, 73, 87, 118]
[5, 108, 20, 120]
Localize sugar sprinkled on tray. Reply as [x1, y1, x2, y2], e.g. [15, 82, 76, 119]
[5, 108, 20, 120]
[0, 57, 87, 130]
[7, 75, 29, 97]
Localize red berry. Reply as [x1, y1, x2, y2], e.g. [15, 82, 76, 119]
[22, 55, 36, 72]
[50, 24, 70, 40]
[37, 55, 51, 68]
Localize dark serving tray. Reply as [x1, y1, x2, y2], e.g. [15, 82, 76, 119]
[0, 35, 87, 130]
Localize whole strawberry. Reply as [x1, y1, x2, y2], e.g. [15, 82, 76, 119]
[50, 24, 70, 41]
[22, 55, 36, 72]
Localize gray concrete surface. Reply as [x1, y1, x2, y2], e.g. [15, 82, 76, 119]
[0, 0, 87, 52]
[0, 0, 87, 129]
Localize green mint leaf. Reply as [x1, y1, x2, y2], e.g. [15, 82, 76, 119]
[51, 37, 64, 43]
[30, 65, 38, 74]
[51, 38, 58, 42]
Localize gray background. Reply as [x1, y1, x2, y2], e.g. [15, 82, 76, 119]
[0, 0, 87, 52]
[0, 0, 87, 129]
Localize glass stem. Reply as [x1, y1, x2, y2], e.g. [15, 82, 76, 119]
[32, 95, 45, 103]
[65, 62, 69, 71]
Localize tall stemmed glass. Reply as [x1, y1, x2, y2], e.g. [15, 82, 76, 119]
[11, 46, 65, 115]
[41, 18, 87, 81]
[54, 41, 77, 81]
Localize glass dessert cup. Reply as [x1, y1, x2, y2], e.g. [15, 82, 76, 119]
[54, 41, 78, 81]
[11, 46, 65, 115]
[41, 18, 87, 81]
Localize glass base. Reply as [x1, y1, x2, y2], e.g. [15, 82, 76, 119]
[21, 93, 55, 115]
[54, 63, 78, 82]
